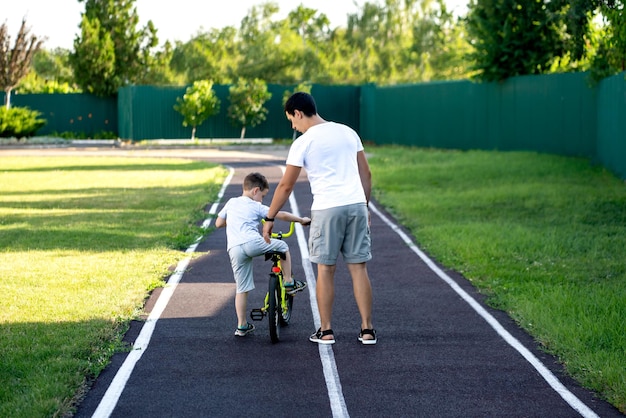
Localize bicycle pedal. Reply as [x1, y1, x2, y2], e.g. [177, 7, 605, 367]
[250, 309, 265, 321]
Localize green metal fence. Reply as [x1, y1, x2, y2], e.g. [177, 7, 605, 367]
[361, 72, 597, 157]
[117, 84, 361, 141]
[3, 72, 625, 179]
[596, 72, 626, 179]
[7, 93, 117, 137]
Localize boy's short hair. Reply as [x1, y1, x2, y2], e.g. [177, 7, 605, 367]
[243, 172, 269, 191]
[284, 92, 317, 117]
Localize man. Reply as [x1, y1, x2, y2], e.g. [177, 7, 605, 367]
[262, 92, 376, 345]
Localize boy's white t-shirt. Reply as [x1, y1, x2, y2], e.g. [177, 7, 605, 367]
[286, 121, 366, 211]
[217, 196, 269, 250]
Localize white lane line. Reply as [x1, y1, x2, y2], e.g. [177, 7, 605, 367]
[368, 202, 599, 418]
[91, 166, 235, 418]
[285, 170, 349, 418]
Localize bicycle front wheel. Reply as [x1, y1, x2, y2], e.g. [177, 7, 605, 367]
[268, 273, 281, 343]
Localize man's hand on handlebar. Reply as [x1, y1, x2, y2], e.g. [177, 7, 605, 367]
[262, 217, 311, 244]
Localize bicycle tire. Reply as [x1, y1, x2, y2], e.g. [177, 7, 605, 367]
[268, 273, 281, 343]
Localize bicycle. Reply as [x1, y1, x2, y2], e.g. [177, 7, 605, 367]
[249, 221, 298, 343]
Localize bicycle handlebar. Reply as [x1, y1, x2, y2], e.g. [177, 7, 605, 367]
[264, 220, 295, 239]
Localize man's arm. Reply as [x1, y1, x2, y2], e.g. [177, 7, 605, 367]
[276, 211, 311, 225]
[357, 150, 372, 204]
[262, 164, 302, 242]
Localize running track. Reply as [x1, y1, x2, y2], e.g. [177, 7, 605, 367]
[29, 147, 619, 418]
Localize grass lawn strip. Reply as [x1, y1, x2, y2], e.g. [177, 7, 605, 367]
[0, 156, 228, 417]
[368, 146, 626, 413]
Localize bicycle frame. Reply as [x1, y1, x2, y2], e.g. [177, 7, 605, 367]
[250, 222, 296, 343]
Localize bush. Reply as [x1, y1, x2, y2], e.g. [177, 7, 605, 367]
[0, 106, 47, 139]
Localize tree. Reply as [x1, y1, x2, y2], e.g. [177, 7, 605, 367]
[466, 0, 566, 81]
[336, 0, 473, 84]
[284, 5, 332, 82]
[589, 1, 626, 82]
[18, 48, 80, 93]
[236, 3, 296, 83]
[170, 27, 239, 85]
[23, 2, 479, 88]
[411, 1, 475, 81]
[137, 40, 182, 85]
[282, 82, 312, 105]
[71, 14, 116, 95]
[173, 80, 221, 140]
[71, 0, 160, 96]
[227, 78, 272, 139]
[0, 19, 43, 108]
[142, 2, 476, 86]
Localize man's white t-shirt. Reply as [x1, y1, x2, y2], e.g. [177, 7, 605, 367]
[217, 196, 269, 250]
[286, 121, 366, 211]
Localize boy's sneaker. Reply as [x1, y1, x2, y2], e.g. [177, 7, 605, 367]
[235, 322, 255, 337]
[284, 279, 307, 295]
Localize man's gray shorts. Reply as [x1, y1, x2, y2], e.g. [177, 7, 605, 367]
[309, 203, 371, 265]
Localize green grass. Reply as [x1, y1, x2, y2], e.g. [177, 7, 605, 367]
[368, 146, 626, 413]
[0, 156, 228, 417]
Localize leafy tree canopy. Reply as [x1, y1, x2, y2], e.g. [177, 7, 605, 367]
[466, 0, 625, 82]
[70, 0, 164, 96]
[24, 0, 626, 90]
[227, 78, 272, 139]
[173, 80, 221, 140]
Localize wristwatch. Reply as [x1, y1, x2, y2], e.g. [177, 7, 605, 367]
[263, 216, 275, 222]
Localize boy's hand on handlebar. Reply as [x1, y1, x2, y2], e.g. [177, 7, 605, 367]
[300, 217, 311, 226]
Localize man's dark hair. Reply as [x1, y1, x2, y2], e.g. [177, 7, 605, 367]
[284, 92, 317, 117]
[243, 172, 269, 191]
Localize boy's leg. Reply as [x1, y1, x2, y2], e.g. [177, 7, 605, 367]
[283, 250, 308, 294]
[235, 291, 248, 328]
[229, 244, 255, 330]
[282, 251, 292, 282]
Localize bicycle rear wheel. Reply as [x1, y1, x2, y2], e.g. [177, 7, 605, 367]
[268, 273, 281, 343]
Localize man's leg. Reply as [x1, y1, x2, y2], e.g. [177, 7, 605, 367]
[316, 263, 336, 339]
[347, 262, 374, 337]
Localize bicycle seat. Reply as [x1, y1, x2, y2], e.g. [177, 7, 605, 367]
[265, 251, 286, 261]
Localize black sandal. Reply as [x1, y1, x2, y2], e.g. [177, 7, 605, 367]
[309, 328, 335, 345]
[358, 328, 377, 345]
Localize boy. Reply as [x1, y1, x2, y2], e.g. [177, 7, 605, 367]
[216, 172, 310, 337]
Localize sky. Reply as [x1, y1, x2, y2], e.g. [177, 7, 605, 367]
[2, 0, 468, 50]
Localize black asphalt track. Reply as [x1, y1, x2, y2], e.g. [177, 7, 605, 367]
[74, 152, 623, 418]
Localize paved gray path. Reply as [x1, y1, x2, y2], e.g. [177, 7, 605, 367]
[7, 147, 619, 417]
